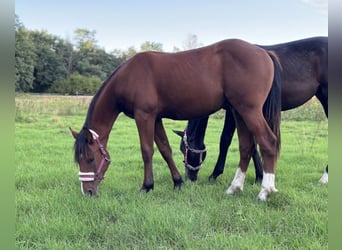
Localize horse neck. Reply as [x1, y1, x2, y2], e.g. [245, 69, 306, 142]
[186, 117, 208, 149]
[86, 93, 119, 147]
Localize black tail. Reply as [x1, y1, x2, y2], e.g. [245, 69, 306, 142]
[263, 51, 282, 158]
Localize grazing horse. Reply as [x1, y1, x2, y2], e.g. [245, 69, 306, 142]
[70, 38, 282, 201]
[174, 36, 328, 184]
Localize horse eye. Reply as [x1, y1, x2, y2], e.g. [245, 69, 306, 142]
[87, 158, 95, 164]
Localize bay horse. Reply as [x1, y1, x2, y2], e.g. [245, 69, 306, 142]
[70, 38, 282, 201]
[174, 36, 328, 184]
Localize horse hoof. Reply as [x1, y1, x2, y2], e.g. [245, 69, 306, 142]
[208, 174, 217, 182]
[318, 172, 328, 184]
[140, 183, 154, 193]
[255, 177, 263, 184]
[225, 185, 243, 195]
[173, 178, 184, 190]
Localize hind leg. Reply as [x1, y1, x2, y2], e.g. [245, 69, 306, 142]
[316, 87, 328, 183]
[154, 119, 183, 189]
[226, 111, 254, 195]
[243, 112, 279, 201]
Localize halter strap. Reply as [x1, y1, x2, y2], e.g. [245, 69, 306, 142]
[183, 129, 207, 171]
[79, 129, 111, 182]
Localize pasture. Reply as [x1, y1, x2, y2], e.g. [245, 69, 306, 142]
[15, 94, 327, 249]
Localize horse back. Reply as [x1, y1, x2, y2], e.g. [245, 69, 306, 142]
[261, 37, 328, 109]
[112, 39, 275, 119]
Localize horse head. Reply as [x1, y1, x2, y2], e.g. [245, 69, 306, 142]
[173, 129, 207, 181]
[70, 127, 111, 196]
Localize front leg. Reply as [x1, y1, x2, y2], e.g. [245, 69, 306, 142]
[135, 111, 156, 192]
[154, 119, 183, 190]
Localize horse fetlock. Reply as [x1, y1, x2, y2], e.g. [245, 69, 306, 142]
[257, 186, 278, 201]
[173, 178, 184, 190]
[226, 167, 246, 195]
[140, 183, 154, 193]
[257, 172, 278, 201]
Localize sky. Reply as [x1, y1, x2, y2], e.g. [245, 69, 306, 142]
[15, 0, 328, 52]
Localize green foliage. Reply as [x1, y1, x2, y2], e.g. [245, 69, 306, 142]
[15, 95, 328, 249]
[73, 28, 98, 51]
[140, 41, 163, 52]
[49, 73, 102, 95]
[14, 16, 125, 95]
[15, 16, 36, 92]
[30, 30, 72, 92]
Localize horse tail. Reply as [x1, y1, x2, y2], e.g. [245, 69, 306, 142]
[264, 50, 282, 158]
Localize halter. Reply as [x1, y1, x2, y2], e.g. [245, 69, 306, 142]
[183, 129, 207, 171]
[79, 129, 111, 182]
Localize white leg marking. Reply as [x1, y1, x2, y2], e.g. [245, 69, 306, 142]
[319, 171, 328, 184]
[226, 167, 246, 195]
[257, 172, 278, 201]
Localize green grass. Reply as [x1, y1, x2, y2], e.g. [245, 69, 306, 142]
[15, 94, 328, 249]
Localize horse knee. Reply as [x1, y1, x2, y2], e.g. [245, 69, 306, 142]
[141, 147, 154, 163]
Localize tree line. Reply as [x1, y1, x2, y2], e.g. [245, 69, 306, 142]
[15, 15, 202, 95]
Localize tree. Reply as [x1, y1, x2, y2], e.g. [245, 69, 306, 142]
[73, 28, 97, 51]
[140, 41, 163, 52]
[71, 28, 122, 80]
[183, 34, 203, 50]
[49, 72, 101, 95]
[15, 15, 36, 92]
[30, 30, 71, 92]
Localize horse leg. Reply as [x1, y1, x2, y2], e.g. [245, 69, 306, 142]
[251, 139, 264, 183]
[134, 111, 156, 192]
[226, 111, 254, 195]
[319, 165, 328, 184]
[316, 86, 328, 184]
[242, 112, 279, 201]
[210, 108, 235, 180]
[316, 83, 328, 118]
[154, 119, 183, 189]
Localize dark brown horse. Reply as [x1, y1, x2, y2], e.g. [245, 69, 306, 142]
[70, 38, 282, 201]
[174, 36, 328, 184]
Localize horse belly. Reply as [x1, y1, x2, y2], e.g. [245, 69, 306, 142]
[281, 79, 319, 110]
[158, 90, 225, 120]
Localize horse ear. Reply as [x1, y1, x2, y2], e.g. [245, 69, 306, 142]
[69, 127, 78, 139]
[173, 130, 184, 138]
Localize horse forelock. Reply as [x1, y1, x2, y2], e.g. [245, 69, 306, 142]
[74, 129, 89, 164]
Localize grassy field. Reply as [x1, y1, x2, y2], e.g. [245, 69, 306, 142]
[15, 94, 328, 249]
